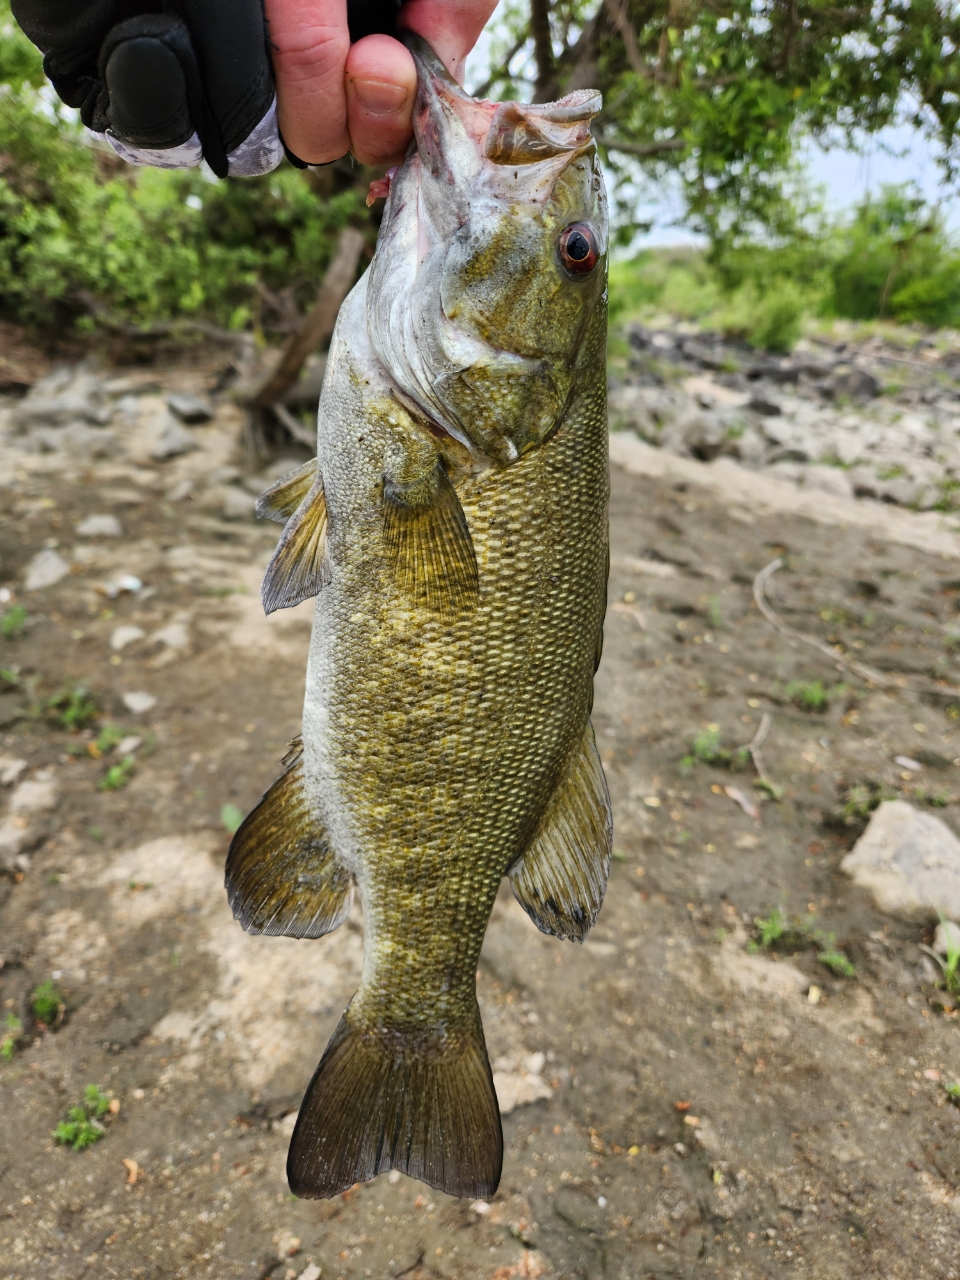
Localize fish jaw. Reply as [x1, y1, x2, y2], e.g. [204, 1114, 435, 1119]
[367, 37, 607, 467]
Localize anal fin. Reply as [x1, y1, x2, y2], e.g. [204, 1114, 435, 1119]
[226, 738, 353, 939]
[256, 458, 319, 523]
[383, 462, 478, 616]
[261, 475, 328, 615]
[509, 722, 612, 941]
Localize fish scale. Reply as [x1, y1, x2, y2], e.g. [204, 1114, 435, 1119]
[226, 36, 611, 1200]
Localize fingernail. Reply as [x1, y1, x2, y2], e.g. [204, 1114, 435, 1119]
[350, 78, 410, 116]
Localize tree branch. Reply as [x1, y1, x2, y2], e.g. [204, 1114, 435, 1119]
[530, 0, 557, 102]
[603, 136, 687, 156]
[245, 227, 365, 409]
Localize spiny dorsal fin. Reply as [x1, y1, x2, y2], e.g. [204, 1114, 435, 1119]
[382, 463, 478, 616]
[509, 722, 612, 942]
[226, 737, 353, 939]
[261, 478, 328, 615]
[288, 1003, 502, 1199]
[256, 458, 319, 524]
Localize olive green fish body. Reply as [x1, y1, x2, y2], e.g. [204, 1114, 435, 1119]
[303, 281, 608, 1033]
[227, 37, 611, 1201]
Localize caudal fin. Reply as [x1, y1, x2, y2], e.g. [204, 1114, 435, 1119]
[287, 1006, 502, 1199]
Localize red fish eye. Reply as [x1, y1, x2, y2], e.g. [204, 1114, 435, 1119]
[558, 223, 599, 276]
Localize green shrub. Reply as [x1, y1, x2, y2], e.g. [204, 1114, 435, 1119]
[0, 18, 370, 337]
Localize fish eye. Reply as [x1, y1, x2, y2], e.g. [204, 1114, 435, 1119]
[557, 223, 599, 276]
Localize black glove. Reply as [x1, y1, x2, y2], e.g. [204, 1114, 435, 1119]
[10, 0, 400, 178]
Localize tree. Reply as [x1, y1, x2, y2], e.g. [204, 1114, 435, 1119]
[478, 0, 960, 247]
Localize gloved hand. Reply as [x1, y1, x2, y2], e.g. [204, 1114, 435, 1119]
[9, 0, 401, 177]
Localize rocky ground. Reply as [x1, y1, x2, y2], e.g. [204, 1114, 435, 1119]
[0, 334, 959, 1280]
[610, 320, 960, 512]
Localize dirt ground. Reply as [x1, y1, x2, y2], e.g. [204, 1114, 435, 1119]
[1, 351, 960, 1280]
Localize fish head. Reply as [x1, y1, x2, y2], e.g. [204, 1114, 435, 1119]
[367, 37, 607, 466]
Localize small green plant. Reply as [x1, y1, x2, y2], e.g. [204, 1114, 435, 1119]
[943, 1081, 960, 1107]
[920, 920, 960, 995]
[787, 680, 829, 712]
[707, 595, 723, 628]
[681, 727, 749, 771]
[838, 782, 895, 825]
[32, 980, 64, 1028]
[53, 1085, 112, 1150]
[47, 685, 98, 731]
[221, 803, 244, 834]
[818, 948, 857, 978]
[1, 1012, 23, 1062]
[748, 909, 856, 975]
[98, 756, 135, 791]
[749, 908, 789, 951]
[0, 667, 19, 684]
[1, 605, 27, 640]
[94, 724, 124, 754]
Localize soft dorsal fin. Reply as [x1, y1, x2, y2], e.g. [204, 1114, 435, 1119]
[261, 477, 328, 615]
[256, 458, 319, 524]
[382, 462, 478, 617]
[509, 723, 612, 941]
[225, 737, 353, 939]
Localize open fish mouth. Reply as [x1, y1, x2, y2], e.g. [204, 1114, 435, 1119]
[366, 37, 604, 465]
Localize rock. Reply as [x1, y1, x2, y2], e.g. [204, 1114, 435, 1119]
[122, 691, 157, 714]
[150, 414, 199, 460]
[608, 384, 659, 441]
[0, 758, 27, 786]
[111, 625, 145, 651]
[800, 465, 854, 499]
[115, 735, 142, 756]
[76, 513, 123, 538]
[24, 548, 70, 590]
[747, 395, 782, 416]
[13, 393, 111, 430]
[167, 393, 214, 423]
[493, 1052, 552, 1114]
[10, 770, 58, 815]
[829, 368, 881, 400]
[840, 800, 960, 917]
[849, 466, 881, 499]
[151, 621, 189, 650]
[679, 410, 727, 461]
[221, 488, 257, 520]
[60, 423, 121, 461]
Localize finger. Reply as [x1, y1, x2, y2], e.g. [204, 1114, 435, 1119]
[265, 0, 351, 163]
[398, 0, 499, 84]
[345, 34, 416, 166]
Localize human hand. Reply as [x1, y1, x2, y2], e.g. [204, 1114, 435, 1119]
[9, 0, 498, 176]
[271, 0, 499, 167]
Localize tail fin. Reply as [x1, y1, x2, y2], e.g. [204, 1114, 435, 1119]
[287, 1005, 502, 1199]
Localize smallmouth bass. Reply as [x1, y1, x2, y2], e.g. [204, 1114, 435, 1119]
[227, 37, 611, 1200]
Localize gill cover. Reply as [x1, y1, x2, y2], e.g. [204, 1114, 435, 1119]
[367, 37, 607, 467]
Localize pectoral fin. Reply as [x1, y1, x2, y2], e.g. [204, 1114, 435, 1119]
[382, 463, 478, 616]
[256, 458, 319, 523]
[261, 477, 328, 615]
[509, 723, 612, 941]
[226, 738, 353, 939]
